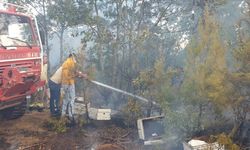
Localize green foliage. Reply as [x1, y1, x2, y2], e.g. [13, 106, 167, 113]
[80, 0, 196, 90]
[213, 0, 228, 6]
[47, 0, 89, 27]
[233, 40, 250, 71]
[47, 0, 91, 62]
[122, 99, 143, 127]
[227, 4, 250, 139]
[75, 49, 96, 79]
[165, 106, 201, 140]
[133, 57, 175, 107]
[164, 6, 234, 141]
[43, 118, 68, 133]
[215, 133, 240, 150]
[184, 6, 231, 109]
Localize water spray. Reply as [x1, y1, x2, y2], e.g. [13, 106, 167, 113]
[88, 80, 158, 106]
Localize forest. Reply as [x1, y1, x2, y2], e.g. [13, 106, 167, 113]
[4, 0, 250, 149]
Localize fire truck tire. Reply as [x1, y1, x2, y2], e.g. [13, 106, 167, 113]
[3, 100, 27, 119]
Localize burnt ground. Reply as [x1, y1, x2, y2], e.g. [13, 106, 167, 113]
[0, 110, 144, 150]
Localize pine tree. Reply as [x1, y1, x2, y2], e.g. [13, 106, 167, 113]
[182, 6, 231, 133]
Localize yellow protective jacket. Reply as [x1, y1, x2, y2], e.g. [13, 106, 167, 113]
[61, 57, 76, 85]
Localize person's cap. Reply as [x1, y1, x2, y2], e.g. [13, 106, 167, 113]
[70, 53, 78, 63]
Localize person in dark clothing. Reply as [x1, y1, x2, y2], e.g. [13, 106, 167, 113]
[48, 67, 62, 117]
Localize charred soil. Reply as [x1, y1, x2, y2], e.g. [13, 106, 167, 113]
[0, 110, 142, 150]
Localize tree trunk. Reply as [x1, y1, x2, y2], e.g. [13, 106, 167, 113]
[229, 121, 243, 139]
[197, 104, 203, 131]
[42, 0, 50, 75]
[59, 29, 64, 63]
[94, 0, 104, 72]
[112, 1, 122, 86]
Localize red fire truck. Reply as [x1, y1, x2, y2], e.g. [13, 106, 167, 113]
[0, 3, 46, 119]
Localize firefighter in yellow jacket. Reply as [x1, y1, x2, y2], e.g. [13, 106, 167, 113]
[61, 53, 87, 122]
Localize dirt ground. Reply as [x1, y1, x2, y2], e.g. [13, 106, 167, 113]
[0, 110, 143, 150]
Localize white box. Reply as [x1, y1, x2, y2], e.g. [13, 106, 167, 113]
[183, 140, 224, 150]
[88, 108, 111, 120]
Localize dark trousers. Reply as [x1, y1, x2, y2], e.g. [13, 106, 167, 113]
[49, 79, 61, 115]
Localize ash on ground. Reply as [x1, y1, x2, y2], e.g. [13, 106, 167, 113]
[0, 111, 143, 150]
